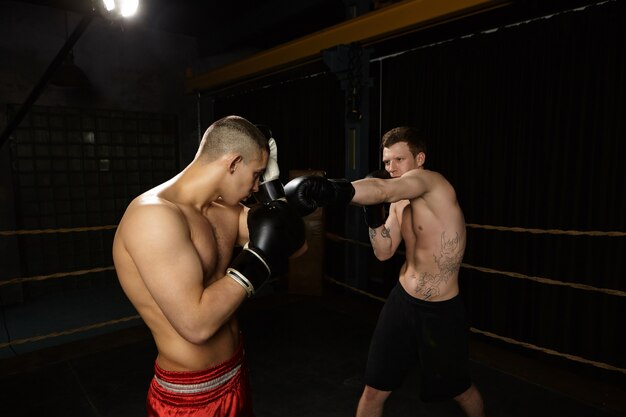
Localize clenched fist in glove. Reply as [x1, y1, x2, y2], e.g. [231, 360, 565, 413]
[227, 200, 305, 297]
[284, 175, 355, 217]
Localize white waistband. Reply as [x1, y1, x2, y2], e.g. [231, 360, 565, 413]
[154, 364, 241, 394]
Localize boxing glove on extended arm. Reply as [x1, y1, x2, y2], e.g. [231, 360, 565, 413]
[253, 126, 284, 204]
[227, 200, 305, 297]
[284, 175, 355, 216]
[363, 170, 390, 229]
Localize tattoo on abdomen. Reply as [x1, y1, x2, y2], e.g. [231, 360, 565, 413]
[414, 231, 463, 300]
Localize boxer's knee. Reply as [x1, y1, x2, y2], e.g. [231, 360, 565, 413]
[357, 386, 391, 417]
[361, 385, 391, 404]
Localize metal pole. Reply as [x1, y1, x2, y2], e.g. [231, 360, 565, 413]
[0, 12, 94, 149]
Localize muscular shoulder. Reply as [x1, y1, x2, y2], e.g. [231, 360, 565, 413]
[125, 194, 182, 222]
[403, 168, 443, 184]
[117, 195, 188, 249]
[406, 169, 455, 197]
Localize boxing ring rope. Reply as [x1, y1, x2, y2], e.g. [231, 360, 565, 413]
[1, 223, 625, 376]
[324, 232, 626, 298]
[0, 315, 141, 350]
[460, 264, 626, 297]
[466, 223, 626, 237]
[0, 225, 117, 236]
[323, 275, 626, 375]
[0, 266, 115, 287]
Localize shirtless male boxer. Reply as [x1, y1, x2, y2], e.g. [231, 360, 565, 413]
[113, 115, 305, 416]
[284, 126, 485, 417]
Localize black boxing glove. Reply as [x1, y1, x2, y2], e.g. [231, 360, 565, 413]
[227, 200, 305, 297]
[363, 169, 390, 229]
[253, 126, 285, 204]
[284, 175, 355, 216]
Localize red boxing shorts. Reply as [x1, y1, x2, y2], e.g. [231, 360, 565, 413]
[147, 341, 254, 417]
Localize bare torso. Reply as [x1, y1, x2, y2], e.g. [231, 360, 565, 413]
[112, 186, 242, 371]
[393, 171, 466, 301]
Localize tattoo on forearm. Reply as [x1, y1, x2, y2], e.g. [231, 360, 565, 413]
[414, 231, 463, 299]
[369, 226, 392, 257]
[368, 226, 391, 241]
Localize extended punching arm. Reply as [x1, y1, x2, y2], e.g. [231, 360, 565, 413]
[363, 170, 390, 229]
[284, 175, 355, 216]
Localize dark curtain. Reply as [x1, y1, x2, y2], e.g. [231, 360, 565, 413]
[207, 1, 625, 380]
[213, 73, 345, 184]
[379, 2, 626, 377]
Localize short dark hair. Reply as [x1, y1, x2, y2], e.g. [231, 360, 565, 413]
[197, 115, 267, 162]
[381, 126, 427, 157]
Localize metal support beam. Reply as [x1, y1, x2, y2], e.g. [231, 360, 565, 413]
[323, 44, 372, 289]
[0, 12, 94, 149]
[185, 0, 508, 92]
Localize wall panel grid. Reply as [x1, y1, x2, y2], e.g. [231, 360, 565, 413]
[6, 105, 178, 296]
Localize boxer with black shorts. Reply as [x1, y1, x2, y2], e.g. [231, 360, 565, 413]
[285, 126, 485, 417]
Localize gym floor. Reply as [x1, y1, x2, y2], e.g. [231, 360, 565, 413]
[1, 286, 624, 417]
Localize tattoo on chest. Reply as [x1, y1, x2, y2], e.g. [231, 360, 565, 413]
[413, 231, 463, 300]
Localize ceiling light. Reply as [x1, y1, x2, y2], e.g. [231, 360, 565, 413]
[102, 0, 115, 12]
[50, 50, 90, 89]
[50, 13, 90, 89]
[99, 0, 139, 18]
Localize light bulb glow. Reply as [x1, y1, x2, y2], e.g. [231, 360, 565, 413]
[102, 0, 115, 12]
[120, 0, 139, 17]
[101, 0, 139, 18]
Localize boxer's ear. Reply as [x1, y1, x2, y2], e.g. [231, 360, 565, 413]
[416, 152, 426, 168]
[225, 154, 243, 174]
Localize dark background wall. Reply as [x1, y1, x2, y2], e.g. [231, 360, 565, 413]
[376, 2, 626, 381]
[0, 0, 624, 387]
[208, 1, 626, 382]
[0, 1, 197, 357]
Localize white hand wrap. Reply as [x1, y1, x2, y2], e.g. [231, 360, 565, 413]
[254, 137, 285, 204]
[226, 244, 271, 298]
[262, 137, 280, 183]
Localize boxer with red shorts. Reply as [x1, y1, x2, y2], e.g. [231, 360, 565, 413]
[113, 116, 305, 416]
[147, 339, 253, 417]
